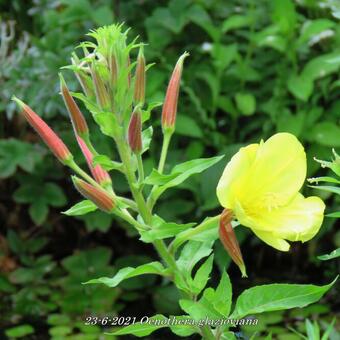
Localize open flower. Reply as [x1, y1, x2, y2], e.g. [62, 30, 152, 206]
[217, 133, 325, 251]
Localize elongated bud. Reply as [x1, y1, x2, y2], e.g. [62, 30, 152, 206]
[12, 96, 72, 163]
[128, 108, 142, 153]
[90, 63, 110, 109]
[59, 74, 89, 137]
[219, 209, 247, 277]
[161, 52, 189, 131]
[109, 48, 118, 86]
[134, 46, 145, 105]
[76, 136, 111, 185]
[72, 176, 115, 212]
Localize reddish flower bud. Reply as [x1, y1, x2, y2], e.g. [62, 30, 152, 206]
[59, 74, 89, 137]
[72, 176, 115, 212]
[12, 96, 72, 163]
[76, 136, 111, 185]
[161, 52, 189, 131]
[128, 108, 142, 153]
[219, 209, 247, 277]
[134, 47, 145, 105]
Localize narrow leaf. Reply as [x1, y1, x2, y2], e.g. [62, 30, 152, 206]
[62, 200, 97, 216]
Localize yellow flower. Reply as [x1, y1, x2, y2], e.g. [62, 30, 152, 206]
[216, 133, 325, 251]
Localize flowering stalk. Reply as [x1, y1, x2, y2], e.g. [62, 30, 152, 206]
[219, 209, 247, 278]
[12, 96, 72, 164]
[72, 176, 115, 212]
[59, 74, 89, 138]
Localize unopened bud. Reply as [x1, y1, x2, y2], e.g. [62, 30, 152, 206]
[161, 52, 189, 131]
[72, 176, 115, 212]
[59, 74, 89, 137]
[90, 63, 110, 109]
[12, 96, 72, 163]
[134, 47, 145, 106]
[128, 108, 142, 153]
[219, 209, 247, 277]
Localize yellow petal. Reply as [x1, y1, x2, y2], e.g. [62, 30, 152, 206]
[236, 133, 307, 210]
[246, 193, 325, 250]
[271, 194, 325, 242]
[216, 143, 259, 209]
[252, 229, 291, 251]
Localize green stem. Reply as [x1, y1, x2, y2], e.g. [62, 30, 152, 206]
[136, 153, 144, 184]
[158, 130, 173, 173]
[201, 326, 216, 340]
[147, 130, 173, 210]
[113, 208, 147, 232]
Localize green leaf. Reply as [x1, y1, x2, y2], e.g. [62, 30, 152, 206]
[142, 126, 153, 154]
[176, 115, 203, 138]
[109, 314, 167, 337]
[29, 200, 48, 225]
[326, 211, 340, 218]
[176, 241, 213, 275]
[191, 255, 214, 295]
[5, 325, 35, 338]
[288, 74, 313, 101]
[222, 15, 251, 33]
[62, 200, 98, 216]
[310, 122, 340, 147]
[0, 139, 42, 178]
[231, 277, 337, 318]
[171, 216, 220, 253]
[142, 102, 162, 123]
[93, 155, 123, 171]
[84, 262, 168, 287]
[301, 52, 340, 82]
[309, 185, 340, 196]
[307, 176, 340, 185]
[145, 156, 224, 200]
[214, 271, 233, 316]
[168, 316, 197, 337]
[298, 19, 335, 46]
[140, 215, 195, 243]
[235, 93, 256, 116]
[317, 248, 340, 261]
[179, 288, 224, 321]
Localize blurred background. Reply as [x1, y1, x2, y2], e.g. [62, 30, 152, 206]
[0, 0, 339, 339]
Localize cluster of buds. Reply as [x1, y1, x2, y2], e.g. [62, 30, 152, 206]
[12, 24, 189, 216]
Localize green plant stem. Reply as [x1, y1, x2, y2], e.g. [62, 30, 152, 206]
[115, 133, 216, 339]
[201, 326, 216, 340]
[158, 130, 173, 173]
[115, 137, 186, 281]
[147, 130, 173, 210]
[113, 208, 147, 232]
[136, 153, 144, 184]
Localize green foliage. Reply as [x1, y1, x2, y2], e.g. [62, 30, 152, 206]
[2, 1, 340, 339]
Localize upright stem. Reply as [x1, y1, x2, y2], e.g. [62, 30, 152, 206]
[147, 130, 173, 210]
[158, 130, 173, 173]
